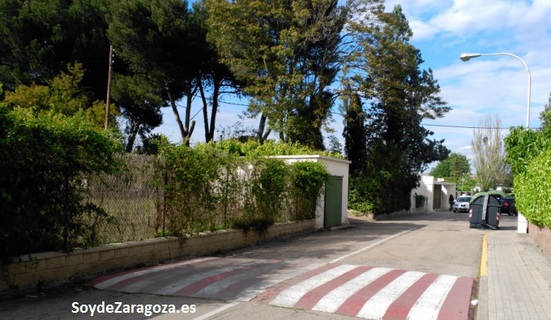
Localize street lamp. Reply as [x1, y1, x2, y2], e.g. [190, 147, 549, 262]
[459, 52, 531, 129]
[461, 52, 532, 233]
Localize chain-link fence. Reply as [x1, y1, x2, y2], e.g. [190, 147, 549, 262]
[84, 154, 161, 245]
[82, 153, 324, 246]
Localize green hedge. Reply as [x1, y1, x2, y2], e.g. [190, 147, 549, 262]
[157, 141, 329, 235]
[505, 127, 551, 228]
[514, 149, 551, 227]
[0, 107, 120, 257]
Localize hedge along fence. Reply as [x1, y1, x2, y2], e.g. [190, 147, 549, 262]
[0, 107, 120, 258]
[0, 117, 331, 258]
[83, 154, 160, 244]
[156, 141, 330, 236]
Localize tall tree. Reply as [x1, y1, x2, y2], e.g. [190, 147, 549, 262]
[107, 0, 199, 145]
[342, 86, 367, 174]
[472, 114, 508, 191]
[205, 0, 346, 149]
[0, 0, 111, 102]
[343, 2, 450, 213]
[430, 153, 470, 179]
[110, 74, 163, 152]
[191, 1, 243, 143]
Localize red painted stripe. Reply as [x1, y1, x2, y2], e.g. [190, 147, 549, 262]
[437, 276, 474, 320]
[215, 261, 287, 300]
[294, 266, 373, 310]
[254, 263, 339, 304]
[173, 262, 271, 296]
[337, 269, 405, 317]
[88, 256, 201, 286]
[383, 273, 439, 320]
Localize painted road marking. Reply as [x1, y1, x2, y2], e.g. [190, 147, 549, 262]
[407, 274, 458, 320]
[92, 258, 474, 319]
[313, 267, 392, 313]
[357, 271, 425, 319]
[255, 263, 474, 320]
[91, 257, 323, 302]
[481, 233, 488, 276]
[92, 257, 218, 289]
[270, 264, 358, 308]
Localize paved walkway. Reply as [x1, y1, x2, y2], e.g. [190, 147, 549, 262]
[480, 230, 551, 320]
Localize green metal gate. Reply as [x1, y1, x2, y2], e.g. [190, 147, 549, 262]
[324, 176, 343, 228]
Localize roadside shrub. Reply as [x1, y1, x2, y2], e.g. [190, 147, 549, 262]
[0, 107, 120, 257]
[288, 161, 328, 221]
[505, 126, 551, 228]
[515, 149, 551, 227]
[235, 158, 288, 231]
[158, 143, 228, 236]
[156, 141, 330, 235]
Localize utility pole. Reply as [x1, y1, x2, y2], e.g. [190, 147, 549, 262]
[105, 45, 114, 129]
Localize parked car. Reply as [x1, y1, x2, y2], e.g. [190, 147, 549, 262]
[453, 195, 472, 213]
[499, 196, 518, 216]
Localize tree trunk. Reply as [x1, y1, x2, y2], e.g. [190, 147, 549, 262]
[167, 89, 187, 143]
[257, 114, 270, 143]
[126, 121, 140, 153]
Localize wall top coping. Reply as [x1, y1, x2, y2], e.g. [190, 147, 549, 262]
[5, 220, 314, 263]
[270, 155, 352, 165]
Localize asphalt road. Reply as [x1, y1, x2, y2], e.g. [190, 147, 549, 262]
[1, 210, 516, 320]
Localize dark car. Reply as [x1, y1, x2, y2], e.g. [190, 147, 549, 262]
[499, 196, 518, 216]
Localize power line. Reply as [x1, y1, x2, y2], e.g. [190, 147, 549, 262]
[423, 123, 524, 130]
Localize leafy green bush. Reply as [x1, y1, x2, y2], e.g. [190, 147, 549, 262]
[203, 139, 344, 158]
[514, 149, 551, 226]
[288, 161, 329, 221]
[156, 141, 330, 234]
[505, 126, 551, 228]
[0, 107, 120, 257]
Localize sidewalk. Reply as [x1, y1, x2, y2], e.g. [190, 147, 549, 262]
[478, 230, 551, 320]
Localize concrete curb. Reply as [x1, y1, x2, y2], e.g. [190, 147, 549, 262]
[476, 234, 489, 320]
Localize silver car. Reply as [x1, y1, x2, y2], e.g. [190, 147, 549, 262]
[453, 196, 472, 213]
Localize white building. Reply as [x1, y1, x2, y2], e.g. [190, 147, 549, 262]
[410, 174, 457, 212]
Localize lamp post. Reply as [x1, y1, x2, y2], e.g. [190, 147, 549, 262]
[459, 52, 531, 129]
[460, 52, 531, 233]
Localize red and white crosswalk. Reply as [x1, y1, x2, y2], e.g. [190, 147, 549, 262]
[255, 263, 474, 320]
[91, 257, 323, 301]
[91, 257, 474, 319]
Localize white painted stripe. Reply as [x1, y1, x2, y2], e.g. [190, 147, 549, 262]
[155, 260, 261, 295]
[358, 271, 426, 319]
[193, 262, 279, 298]
[330, 230, 414, 264]
[270, 264, 358, 308]
[193, 302, 239, 320]
[94, 257, 217, 289]
[407, 274, 458, 320]
[312, 267, 392, 313]
[237, 262, 326, 301]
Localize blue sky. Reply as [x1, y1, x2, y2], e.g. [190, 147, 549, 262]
[153, 0, 551, 171]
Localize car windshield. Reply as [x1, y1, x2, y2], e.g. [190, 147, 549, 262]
[457, 196, 472, 202]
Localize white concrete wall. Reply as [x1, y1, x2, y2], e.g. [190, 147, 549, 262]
[411, 175, 456, 213]
[273, 155, 351, 228]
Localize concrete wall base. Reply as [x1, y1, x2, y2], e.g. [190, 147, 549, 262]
[528, 222, 551, 258]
